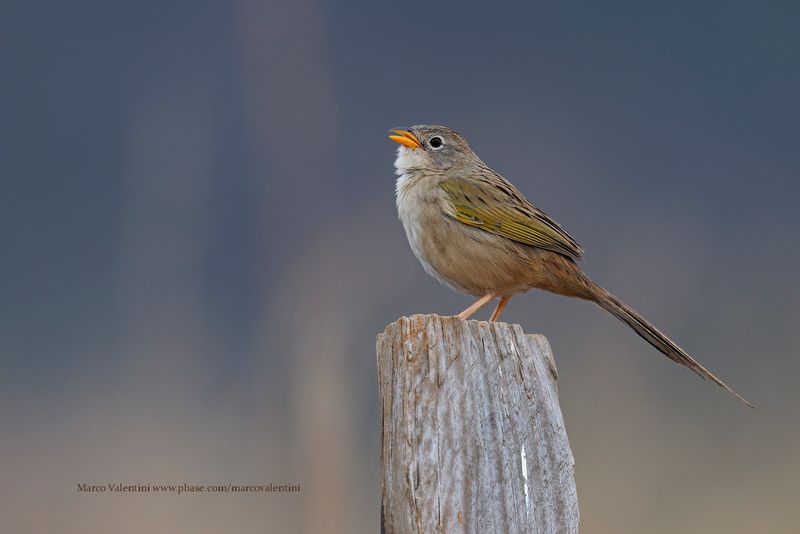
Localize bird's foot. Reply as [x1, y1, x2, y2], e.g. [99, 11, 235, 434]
[457, 292, 497, 320]
[489, 296, 511, 322]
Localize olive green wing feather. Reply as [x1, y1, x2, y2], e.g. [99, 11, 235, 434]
[440, 175, 584, 260]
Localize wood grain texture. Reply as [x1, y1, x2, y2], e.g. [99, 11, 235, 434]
[377, 314, 578, 534]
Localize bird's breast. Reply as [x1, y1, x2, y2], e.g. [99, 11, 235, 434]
[395, 172, 534, 297]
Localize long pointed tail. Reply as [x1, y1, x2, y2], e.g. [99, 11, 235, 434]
[586, 282, 754, 408]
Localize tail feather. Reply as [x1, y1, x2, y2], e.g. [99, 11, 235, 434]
[587, 282, 754, 408]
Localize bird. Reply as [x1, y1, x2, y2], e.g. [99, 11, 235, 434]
[389, 124, 752, 407]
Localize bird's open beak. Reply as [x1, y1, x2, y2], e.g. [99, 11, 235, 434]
[388, 129, 422, 150]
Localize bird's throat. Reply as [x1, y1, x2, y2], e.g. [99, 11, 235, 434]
[393, 146, 429, 175]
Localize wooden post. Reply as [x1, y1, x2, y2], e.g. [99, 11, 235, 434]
[377, 314, 579, 534]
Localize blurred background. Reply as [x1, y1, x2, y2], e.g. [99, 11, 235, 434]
[1, 1, 799, 532]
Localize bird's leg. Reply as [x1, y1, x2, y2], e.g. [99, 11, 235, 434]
[457, 292, 497, 320]
[489, 296, 511, 322]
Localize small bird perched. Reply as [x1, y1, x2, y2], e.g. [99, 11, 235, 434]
[389, 125, 752, 407]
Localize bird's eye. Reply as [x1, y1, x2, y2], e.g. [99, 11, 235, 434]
[429, 136, 444, 149]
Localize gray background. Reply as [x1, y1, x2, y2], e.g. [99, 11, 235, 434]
[2, 1, 798, 532]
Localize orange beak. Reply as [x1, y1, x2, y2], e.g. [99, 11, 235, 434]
[388, 129, 422, 150]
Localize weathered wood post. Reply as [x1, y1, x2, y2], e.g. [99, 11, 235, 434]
[377, 314, 579, 533]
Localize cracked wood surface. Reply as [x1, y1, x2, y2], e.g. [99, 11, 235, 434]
[377, 314, 579, 534]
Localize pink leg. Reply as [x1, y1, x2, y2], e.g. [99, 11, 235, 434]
[489, 296, 511, 322]
[457, 292, 497, 320]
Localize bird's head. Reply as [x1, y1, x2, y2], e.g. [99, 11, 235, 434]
[389, 125, 479, 173]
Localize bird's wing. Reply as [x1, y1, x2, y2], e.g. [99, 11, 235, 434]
[440, 174, 584, 260]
